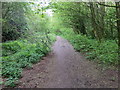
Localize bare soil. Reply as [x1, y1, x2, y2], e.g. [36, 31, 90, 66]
[16, 36, 118, 88]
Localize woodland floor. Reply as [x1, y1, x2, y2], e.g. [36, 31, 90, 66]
[16, 36, 118, 88]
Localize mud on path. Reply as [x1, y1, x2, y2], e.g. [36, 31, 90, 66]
[17, 36, 118, 88]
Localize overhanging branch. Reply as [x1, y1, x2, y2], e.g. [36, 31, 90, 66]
[97, 2, 120, 8]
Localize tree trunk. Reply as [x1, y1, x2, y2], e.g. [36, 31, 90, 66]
[89, 3, 101, 41]
[115, 2, 120, 63]
[99, 2, 105, 38]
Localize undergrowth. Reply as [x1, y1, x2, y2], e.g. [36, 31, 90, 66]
[60, 28, 118, 66]
[1, 33, 55, 87]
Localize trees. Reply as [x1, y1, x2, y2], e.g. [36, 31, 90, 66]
[1, 2, 53, 87]
[94, 2, 120, 63]
[52, 2, 118, 41]
[48, 1, 118, 65]
[52, 2, 88, 35]
[50, 2, 119, 65]
[89, 2, 105, 41]
[2, 2, 28, 42]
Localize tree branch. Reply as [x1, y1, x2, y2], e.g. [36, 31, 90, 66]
[97, 2, 120, 8]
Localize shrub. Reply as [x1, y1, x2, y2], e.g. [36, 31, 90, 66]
[64, 33, 118, 66]
[2, 38, 51, 87]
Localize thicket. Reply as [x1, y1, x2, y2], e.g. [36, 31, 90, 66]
[1, 2, 55, 87]
[2, 2, 28, 42]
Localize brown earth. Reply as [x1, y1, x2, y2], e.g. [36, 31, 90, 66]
[16, 36, 118, 88]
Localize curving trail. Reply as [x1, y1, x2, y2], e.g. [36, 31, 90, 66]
[17, 36, 118, 88]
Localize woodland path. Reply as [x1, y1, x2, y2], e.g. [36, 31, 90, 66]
[17, 36, 118, 88]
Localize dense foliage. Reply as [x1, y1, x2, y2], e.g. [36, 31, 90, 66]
[1, 34, 54, 87]
[1, 2, 55, 87]
[62, 28, 118, 65]
[2, 2, 28, 42]
[49, 2, 119, 66]
[51, 2, 119, 40]
[1, 1, 119, 87]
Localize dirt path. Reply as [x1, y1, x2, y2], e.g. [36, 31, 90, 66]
[17, 36, 118, 88]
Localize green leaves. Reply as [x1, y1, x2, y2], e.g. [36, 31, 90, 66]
[5, 77, 18, 87]
[64, 33, 118, 66]
[2, 38, 51, 87]
[2, 2, 28, 42]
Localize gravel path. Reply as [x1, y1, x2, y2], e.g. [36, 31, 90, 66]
[17, 36, 118, 88]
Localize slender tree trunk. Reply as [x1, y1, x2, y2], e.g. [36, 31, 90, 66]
[115, 2, 120, 63]
[99, 2, 105, 38]
[89, 3, 100, 41]
[110, 20, 114, 39]
[89, 2, 106, 41]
